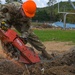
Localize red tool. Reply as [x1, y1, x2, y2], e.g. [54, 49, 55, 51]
[0, 28, 40, 64]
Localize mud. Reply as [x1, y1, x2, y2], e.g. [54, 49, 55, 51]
[0, 41, 75, 75]
[0, 47, 75, 75]
[0, 59, 25, 75]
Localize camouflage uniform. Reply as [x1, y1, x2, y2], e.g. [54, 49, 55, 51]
[0, 2, 46, 52]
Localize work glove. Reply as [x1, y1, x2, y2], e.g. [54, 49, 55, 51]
[0, 21, 9, 31]
[19, 36, 28, 44]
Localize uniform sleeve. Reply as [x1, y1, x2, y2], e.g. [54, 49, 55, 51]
[21, 19, 31, 32]
[20, 19, 32, 38]
[0, 2, 17, 23]
[0, 4, 13, 28]
[0, 4, 9, 23]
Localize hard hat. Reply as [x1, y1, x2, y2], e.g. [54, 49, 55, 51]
[22, 0, 37, 18]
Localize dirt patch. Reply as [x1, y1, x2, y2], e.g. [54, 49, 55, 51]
[0, 41, 75, 75]
[0, 59, 25, 75]
[26, 41, 75, 54]
[43, 41, 75, 52]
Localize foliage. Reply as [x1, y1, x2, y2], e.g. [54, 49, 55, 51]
[33, 9, 50, 22]
[47, 0, 57, 6]
[33, 2, 75, 23]
[0, 0, 1, 4]
[5, 0, 22, 3]
[67, 10, 75, 23]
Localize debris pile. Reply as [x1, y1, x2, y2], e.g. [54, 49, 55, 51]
[0, 47, 75, 75]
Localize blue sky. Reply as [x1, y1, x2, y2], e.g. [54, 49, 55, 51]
[1, 0, 75, 8]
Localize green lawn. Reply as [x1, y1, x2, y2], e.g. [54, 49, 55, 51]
[34, 29, 75, 43]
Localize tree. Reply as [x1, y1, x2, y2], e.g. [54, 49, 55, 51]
[47, 0, 57, 22]
[33, 10, 50, 21]
[5, 0, 22, 3]
[0, 0, 1, 4]
[47, 0, 56, 6]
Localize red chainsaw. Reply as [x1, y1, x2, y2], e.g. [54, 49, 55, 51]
[0, 23, 40, 64]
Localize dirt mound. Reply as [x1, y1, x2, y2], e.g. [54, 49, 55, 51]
[0, 59, 25, 75]
[0, 47, 75, 75]
[61, 46, 75, 65]
[0, 42, 75, 75]
[0, 59, 75, 75]
[45, 65, 75, 75]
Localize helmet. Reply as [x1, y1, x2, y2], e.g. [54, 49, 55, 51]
[22, 0, 37, 18]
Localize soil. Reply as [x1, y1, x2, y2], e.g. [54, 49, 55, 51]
[0, 41, 75, 75]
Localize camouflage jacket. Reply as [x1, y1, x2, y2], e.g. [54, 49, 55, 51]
[0, 2, 31, 33]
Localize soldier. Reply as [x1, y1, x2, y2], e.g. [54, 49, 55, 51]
[0, 0, 53, 59]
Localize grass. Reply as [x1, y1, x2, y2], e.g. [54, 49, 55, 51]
[33, 29, 75, 43]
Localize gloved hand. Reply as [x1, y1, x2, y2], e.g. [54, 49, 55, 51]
[0, 21, 9, 30]
[19, 36, 28, 44]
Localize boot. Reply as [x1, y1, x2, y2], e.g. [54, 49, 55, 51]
[42, 50, 53, 60]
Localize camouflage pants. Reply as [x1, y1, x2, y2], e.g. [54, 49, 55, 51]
[24, 32, 46, 51]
